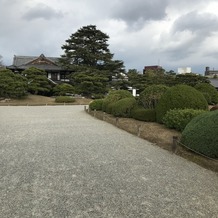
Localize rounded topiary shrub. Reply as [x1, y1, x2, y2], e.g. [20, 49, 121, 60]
[102, 90, 133, 113]
[139, 85, 169, 109]
[89, 99, 104, 111]
[162, 108, 207, 131]
[112, 97, 136, 117]
[55, 96, 75, 103]
[156, 85, 208, 123]
[181, 110, 218, 158]
[195, 83, 218, 104]
[131, 105, 156, 122]
[53, 83, 74, 96]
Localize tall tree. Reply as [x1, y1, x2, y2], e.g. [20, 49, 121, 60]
[60, 25, 125, 73]
[59, 25, 126, 95]
[60, 25, 113, 68]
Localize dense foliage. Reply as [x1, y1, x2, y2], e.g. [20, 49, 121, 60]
[195, 83, 218, 104]
[53, 83, 74, 96]
[0, 69, 27, 98]
[111, 97, 136, 117]
[60, 25, 113, 68]
[127, 71, 210, 93]
[102, 90, 133, 113]
[139, 85, 169, 109]
[156, 85, 208, 123]
[89, 99, 104, 111]
[59, 25, 127, 96]
[69, 69, 109, 97]
[174, 73, 210, 86]
[131, 105, 156, 122]
[181, 110, 218, 158]
[21, 67, 52, 95]
[55, 96, 75, 103]
[162, 109, 207, 131]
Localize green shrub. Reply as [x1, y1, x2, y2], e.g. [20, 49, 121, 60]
[53, 83, 74, 96]
[55, 96, 75, 103]
[156, 85, 208, 123]
[112, 97, 136, 117]
[131, 105, 156, 122]
[181, 110, 218, 158]
[102, 90, 133, 113]
[139, 85, 169, 109]
[162, 109, 207, 131]
[195, 83, 218, 104]
[89, 99, 104, 111]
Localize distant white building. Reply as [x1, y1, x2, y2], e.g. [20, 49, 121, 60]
[177, 67, 192, 74]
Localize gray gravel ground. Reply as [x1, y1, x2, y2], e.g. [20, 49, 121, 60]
[0, 105, 217, 218]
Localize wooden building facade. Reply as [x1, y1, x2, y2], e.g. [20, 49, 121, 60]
[7, 54, 72, 84]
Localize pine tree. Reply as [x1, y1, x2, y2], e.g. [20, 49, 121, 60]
[60, 25, 114, 69]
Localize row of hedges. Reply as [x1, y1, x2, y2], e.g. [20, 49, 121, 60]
[90, 85, 210, 125]
[89, 85, 218, 159]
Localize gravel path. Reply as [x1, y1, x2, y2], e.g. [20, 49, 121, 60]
[0, 106, 217, 218]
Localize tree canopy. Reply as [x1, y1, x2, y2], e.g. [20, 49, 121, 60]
[21, 67, 52, 95]
[0, 69, 27, 98]
[59, 25, 126, 96]
[60, 25, 113, 69]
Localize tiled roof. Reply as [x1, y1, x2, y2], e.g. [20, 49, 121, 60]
[12, 54, 59, 66]
[209, 79, 218, 88]
[7, 54, 64, 71]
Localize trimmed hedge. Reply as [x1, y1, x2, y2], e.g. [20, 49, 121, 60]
[53, 83, 74, 96]
[55, 96, 75, 103]
[139, 85, 169, 109]
[131, 105, 156, 122]
[181, 110, 218, 158]
[156, 85, 208, 123]
[89, 99, 104, 111]
[102, 90, 133, 114]
[195, 83, 218, 104]
[112, 97, 136, 117]
[162, 109, 207, 131]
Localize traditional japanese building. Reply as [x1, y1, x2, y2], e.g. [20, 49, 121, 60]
[7, 54, 72, 84]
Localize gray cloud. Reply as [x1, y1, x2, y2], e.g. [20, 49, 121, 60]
[22, 3, 63, 21]
[111, 0, 168, 29]
[157, 11, 218, 62]
[173, 11, 218, 35]
[1, 0, 218, 74]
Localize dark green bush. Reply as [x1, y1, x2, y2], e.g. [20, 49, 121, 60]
[156, 85, 208, 123]
[89, 99, 104, 111]
[53, 83, 74, 96]
[112, 97, 136, 117]
[162, 109, 207, 131]
[55, 96, 75, 103]
[181, 110, 218, 158]
[131, 105, 156, 122]
[195, 83, 218, 104]
[102, 90, 133, 113]
[139, 85, 169, 109]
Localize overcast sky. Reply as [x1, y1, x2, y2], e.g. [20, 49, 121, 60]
[1, 0, 218, 74]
